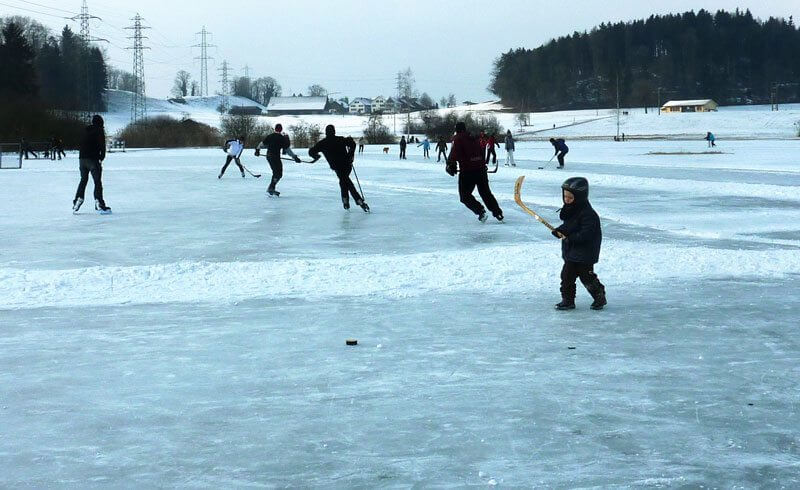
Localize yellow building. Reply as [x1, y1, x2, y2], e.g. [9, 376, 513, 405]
[660, 99, 719, 113]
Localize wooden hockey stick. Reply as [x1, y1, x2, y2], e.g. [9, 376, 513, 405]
[514, 175, 565, 238]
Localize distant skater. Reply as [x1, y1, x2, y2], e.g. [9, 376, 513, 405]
[446, 121, 503, 223]
[705, 131, 716, 147]
[358, 137, 365, 154]
[309, 124, 370, 212]
[552, 177, 605, 310]
[73, 115, 110, 214]
[504, 130, 515, 167]
[550, 137, 569, 168]
[399, 136, 407, 159]
[486, 132, 499, 164]
[436, 137, 448, 162]
[20, 138, 37, 159]
[418, 137, 431, 159]
[219, 136, 246, 179]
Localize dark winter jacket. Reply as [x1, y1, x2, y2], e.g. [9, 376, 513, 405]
[79, 124, 106, 161]
[309, 135, 356, 170]
[436, 140, 447, 152]
[447, 131, 487, 172]
[554, 199, 602, 264]
[261, 132, 290, 157]
[505, 134, 515, 151]
[552, 138, 568, 153]
[399, 138, 407, 148]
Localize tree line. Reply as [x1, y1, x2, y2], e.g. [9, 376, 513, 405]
[0, 16, 108, 113]
[490, 9, 800, 111]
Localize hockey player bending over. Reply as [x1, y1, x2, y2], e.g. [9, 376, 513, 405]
[219, 136, 246, 178]
[309, 124, 370, 212]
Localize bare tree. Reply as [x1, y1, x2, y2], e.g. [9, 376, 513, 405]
[307, 84, 327, 97]
[396, 67, 416, 100]
[251, 77, 281, 105]
[190, 81, 199, 96]
[171, 70, 191, 97]
[447, 93, 457, 107]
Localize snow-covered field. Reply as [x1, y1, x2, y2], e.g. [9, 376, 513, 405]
[101, 90, 800, 140]
[2, 139, 799, 486]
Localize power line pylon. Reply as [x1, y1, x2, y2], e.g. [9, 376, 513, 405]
[218, 60, 231, 112]
[193, 26, 215, 96]
[70, 1, 106, 122]
[125, 14, 150, 123]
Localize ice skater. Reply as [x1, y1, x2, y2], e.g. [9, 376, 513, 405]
[399, 136, 407, 159]
[486, 132, 499, 164]
[309, 124, 369, 212]
[504, 130, 515, 167]
[705, 131, 716, 147]
[218, 136, 246, 179]
[417, 136, 431, 159]
[435, 137, 448, 162]
[255, 123, 301, 196]
[551, 177, 605, 310]
[73, 115, 111, 214]
[550, 137, 569, 168]
[20, 138, 37, 159]
[358, 137, 365, 154]
[446, 122, 503, 222]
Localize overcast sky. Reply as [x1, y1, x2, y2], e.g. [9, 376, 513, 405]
[4, 0, 799, 102]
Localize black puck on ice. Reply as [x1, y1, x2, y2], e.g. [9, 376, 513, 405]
[567, 346, 576, 350]
[346, 339, 358, 346]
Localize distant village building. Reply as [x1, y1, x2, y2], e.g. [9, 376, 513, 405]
[660, 99, 719, 113]
[349, 98, 372, 114]
[372, 96, 388, 113]
[266, 96, 328, 116]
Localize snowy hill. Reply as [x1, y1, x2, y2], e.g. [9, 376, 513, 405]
[102, 89, 267, 134]
[101, 89, 800, 140]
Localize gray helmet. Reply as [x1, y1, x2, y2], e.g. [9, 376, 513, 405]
[562, 177, 589, 201]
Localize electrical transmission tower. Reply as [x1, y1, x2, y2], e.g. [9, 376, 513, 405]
[71, 0, 100, 42]
[126, 14, 150, 123]
[218, 60, 231, 112]
[193, 27, 215, 96]
[70, 1, 106, 122]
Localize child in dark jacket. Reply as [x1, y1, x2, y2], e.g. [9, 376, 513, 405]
[552, 177, 606, 310]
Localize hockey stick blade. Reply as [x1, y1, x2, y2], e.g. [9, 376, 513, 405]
[513, 175, 564, 237]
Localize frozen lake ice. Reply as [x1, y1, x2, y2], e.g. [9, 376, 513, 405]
[1, 139, 799, 487]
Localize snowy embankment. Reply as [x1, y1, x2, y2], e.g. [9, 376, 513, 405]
[1, 242, 799, 309]
[101, 90, 800, 140]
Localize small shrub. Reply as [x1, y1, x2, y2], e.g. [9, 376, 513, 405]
[363, 114, 395, 144]
[220, 114, 268, 146]
[406, 111, 503, 140]
[117, 116, 220, 148]
[288, 121, 322, 149]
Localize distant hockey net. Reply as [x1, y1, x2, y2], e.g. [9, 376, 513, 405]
[0, 143, 22, 169]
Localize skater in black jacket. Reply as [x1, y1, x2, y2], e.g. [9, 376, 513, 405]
[399, 136, 407, 159]
[309, 124, 369, 212]
[552, 177, 605, 310]
[256, 123, 300, 196]
[73, 115, 110, 213]
[436, 137, 448, 162]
